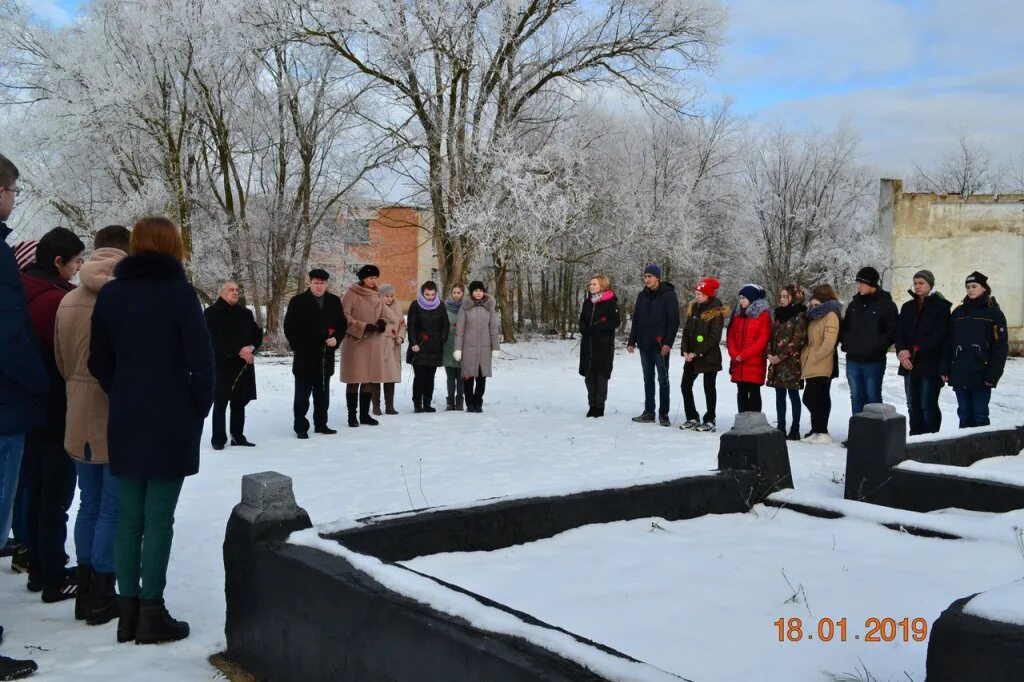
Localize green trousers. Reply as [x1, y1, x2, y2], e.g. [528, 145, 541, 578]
[115, 477, 184, 599]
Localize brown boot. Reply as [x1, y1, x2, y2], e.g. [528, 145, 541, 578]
[372, 384, 382, 416]
[384, 383, 398, 415]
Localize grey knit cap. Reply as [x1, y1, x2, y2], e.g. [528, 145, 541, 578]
[378, 283, 395, 296]
[913, 270, 935, 288]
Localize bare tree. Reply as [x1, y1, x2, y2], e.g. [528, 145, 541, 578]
[912, 130, 994, 197]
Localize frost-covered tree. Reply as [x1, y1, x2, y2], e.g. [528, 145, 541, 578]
[912, 130, 995, 197]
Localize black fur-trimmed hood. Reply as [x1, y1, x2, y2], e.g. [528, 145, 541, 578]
[113, 252, 186, 281]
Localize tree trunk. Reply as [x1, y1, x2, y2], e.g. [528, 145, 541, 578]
[493, 255, 517, 343]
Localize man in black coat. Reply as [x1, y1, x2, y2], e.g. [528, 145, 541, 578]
[283, 269, 346, 438]
[626, 264, 680, 426]
[895, 270, 950, 435]
[204, 282, 263, 449]
[840, 266, 898, 415]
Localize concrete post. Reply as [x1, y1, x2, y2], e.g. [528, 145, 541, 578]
[845, 403, 906, 501]
[718, 412, 793, 497]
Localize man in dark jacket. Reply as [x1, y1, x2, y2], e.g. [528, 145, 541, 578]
[205, 282, 263, 450]
[283, 269, 346, 438]
[627, 264, 680, 426]
[940, 271, 1009, 429]
[895, 270, 950, 435]
[840, 266, 898, 415]
[0, 153, 43, 680]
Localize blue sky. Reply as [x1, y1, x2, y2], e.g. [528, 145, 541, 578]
[32, 0, 1024, 178]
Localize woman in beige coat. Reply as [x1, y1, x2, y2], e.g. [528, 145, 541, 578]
[372, 283, 405, 416]
[454, 281, 500, 413]
[342, 265, 389, 426]
[800, 284, 843, 445]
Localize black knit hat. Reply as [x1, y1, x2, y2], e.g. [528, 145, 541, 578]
[965, 271, 990, 292]
[468, 280, 487, 294]
[356, 264, 381, 281]
[308, 268, 330, 281]
[855, 266, 880, 288]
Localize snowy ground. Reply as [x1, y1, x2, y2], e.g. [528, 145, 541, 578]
[1, 341, 1021, 681]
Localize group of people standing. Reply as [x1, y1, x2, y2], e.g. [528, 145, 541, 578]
[578, 263, 1009, 443]
[282, 270, 501, 437]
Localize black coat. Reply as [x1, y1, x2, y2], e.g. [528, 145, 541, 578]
[840, 289, 899, 363]
[579, 292, 621, 377]
[283, 289, 346, 381]
[679, 297, 730, 374]
[89, 252, 214, 479]
[0, 223, 48, 436]
[204, 298, 263, 403]
[406, 301, 450, 367]
[895, 292, 951, 379]
[940, 295, 1009, 389]
[627, 282, 680, 351]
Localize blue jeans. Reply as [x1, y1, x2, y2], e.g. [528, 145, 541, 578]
[904, 375, 942, 435]
[639, 347, 671, 417]
[954, 387, 991, 429]
[74, 452, 119, 573]
[0, 433, 26, 545]
[847, 361, 885, 415]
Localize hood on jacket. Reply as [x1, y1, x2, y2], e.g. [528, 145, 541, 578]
[807, 299, 843, 321]
[642, 281, 676, 297]
[347, 282, 380, 298]
[21, 266, 75, 302]
[688, 297, 729, 320]
[80, 247, 127, 293]
[114, 252, 186, 281]
[854, 288, 893, 304]
[961, 293, 1000, 310]
[732, 296, 771, 320]
[466, 294, 497, 312]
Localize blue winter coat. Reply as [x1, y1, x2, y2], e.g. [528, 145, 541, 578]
[940, 294, 1009, 389]
[0, 223, 48, 435]
[627, 282, 680, 351]
[90, 252, 214, 479]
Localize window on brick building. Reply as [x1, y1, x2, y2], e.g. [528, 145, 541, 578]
[343, 218, 371, 244]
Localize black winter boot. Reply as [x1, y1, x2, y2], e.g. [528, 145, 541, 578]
[455, 396, 464, 411]
[787, 423, 802, 441]
[41, 571, 78, 603]
[445, 397, 456, 411]
[776, 422, 786, 434]
[117, 597, 140, 643]
[359, 392, 379, 426]
[75, 564, 93, 620]
[86, 571, 119, 626]
[0, 654, 37, 680]
[346, 392, 359, 427]
[135, 598, 189, 644]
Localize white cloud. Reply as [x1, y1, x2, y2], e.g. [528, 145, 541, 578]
[24, 0, 75, 26]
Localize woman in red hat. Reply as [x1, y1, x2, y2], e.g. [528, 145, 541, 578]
[679, 277, 729, 432]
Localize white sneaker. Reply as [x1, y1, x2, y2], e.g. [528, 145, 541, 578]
[801, 432, 817, 443]
[811, 433, 832, 445]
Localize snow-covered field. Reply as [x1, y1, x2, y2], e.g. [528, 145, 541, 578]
[1, 341, 1022, 681]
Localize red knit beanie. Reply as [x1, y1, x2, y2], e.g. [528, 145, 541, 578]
[695, 277, 719, 297]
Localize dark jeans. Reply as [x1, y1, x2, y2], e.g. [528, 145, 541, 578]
[803, 377, 833, 434]
[115, 477, 183, 600]
[445, 367, 464, 403]
[294, 375, 330, 434]
[584, 372, 609, 408]
[681, 363, 717, 422]
[463, 377, 487, 407]
[847, 360, 885, 415]
[954, 387, 991, 429]
[736, 382, 762, 413]
[22, 435, 77, 586]
[74, 456, 118, 573]
[638, 347, 671, 417]
[0, 433, 25, 546]
[905, 375, 942, 435]
[774, 387, 801, 429]
[412, 365, 438, 406]
[211, 395, 247, 446]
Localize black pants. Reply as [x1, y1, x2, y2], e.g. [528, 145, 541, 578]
[584, 372, 609, 408]
[412, 365, 438, 406]
[463, 377, 487, 407]
[294, 376, 330, 434]
[681, 364, 717, 422]
[22, 435, 76, 586]
[211, 394, 247, 446]
[774, 387, 801, 429]
[445, 367, 464, 403]
[803, 377, 833, 434]
[736, 382, 762, 413]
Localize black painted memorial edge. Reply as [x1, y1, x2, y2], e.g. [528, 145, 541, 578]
[926, 595, 1024, 682]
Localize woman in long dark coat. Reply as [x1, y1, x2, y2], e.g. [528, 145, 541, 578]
[766, 285, 807, 440]
[406, 281, 450, 412]
[578, 274, 620, 418]
[90, 217, 214, 645]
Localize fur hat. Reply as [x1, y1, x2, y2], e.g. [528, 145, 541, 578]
[856, 266, 881, 288]
[378, 283, 395, 297]
[643, 263, 662, 280]
[737, 284, 766, 302]
[308, 268, 330, 281]
[695, 277, 719, 297]
[356, 264, 381, 281]
[468, 280, 487, 294]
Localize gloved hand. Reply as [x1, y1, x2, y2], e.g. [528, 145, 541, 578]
[492, 349, 500, 359]
[453, 350, 462, 362]
[375, 319, 387, 332]
[363, 323, 377, 335]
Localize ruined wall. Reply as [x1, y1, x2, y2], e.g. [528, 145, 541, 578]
[882, 178, 1024, 354]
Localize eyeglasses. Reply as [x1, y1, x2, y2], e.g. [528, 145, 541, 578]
[2, 186, 21, 195]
